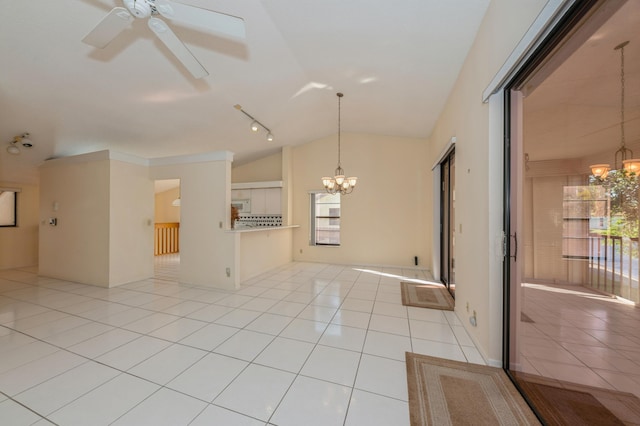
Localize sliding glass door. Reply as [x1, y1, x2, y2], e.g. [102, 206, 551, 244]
[441, 151, 456, 298]
[504, 1, 640, 423]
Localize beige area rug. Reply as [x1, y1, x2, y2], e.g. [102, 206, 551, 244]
[401, 282, 454, 310]
[406, 352, 541, 426]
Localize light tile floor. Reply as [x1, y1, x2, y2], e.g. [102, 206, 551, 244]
[519, 282, 640, 398]
[0, 256, 483, 425]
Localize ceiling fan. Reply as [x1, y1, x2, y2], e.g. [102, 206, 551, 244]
[82, 0, 245, 79]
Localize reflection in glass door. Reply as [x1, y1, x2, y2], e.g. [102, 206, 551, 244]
[441, 151, 456, 297]
[504, 2, 640, 423]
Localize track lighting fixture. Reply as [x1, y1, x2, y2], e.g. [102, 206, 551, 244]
[233, 104, 274, 142]
[6, 133, 33, 155]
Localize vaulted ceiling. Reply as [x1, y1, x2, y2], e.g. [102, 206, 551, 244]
[0, 0, 490, 184]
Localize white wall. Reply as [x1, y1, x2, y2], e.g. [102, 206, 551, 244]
[426, 0, 548, 364]
[38, 152, 155, 287]
[292, 133, 430, 267]
[150, 154, 238, 289]
[0, 182, 39, 269]
[109, 160, 155, 286]
[39, 153, 111, 286]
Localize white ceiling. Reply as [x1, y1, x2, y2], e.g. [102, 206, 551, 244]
[0, 0, 490, 184]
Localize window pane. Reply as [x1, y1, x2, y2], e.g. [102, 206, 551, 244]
[312, 192, 340, 246]
[316, 217, 340, 245]
[0, 191, 16, 227]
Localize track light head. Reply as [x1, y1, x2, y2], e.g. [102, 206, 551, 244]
[235, 105, 274, 142]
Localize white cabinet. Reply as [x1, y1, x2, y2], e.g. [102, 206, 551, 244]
[250, 189, 267, 214]
[231, 189, 251, 200]
[231, 183, 282, 215]
[265, 188, 281, 214]
[237, 188, 281, 214]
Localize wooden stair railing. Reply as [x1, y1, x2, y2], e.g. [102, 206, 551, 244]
[154, 222, 180, 255]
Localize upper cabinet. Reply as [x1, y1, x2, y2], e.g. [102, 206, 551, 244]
[231, 181, 282, 215]
[265, 188, 282, 214]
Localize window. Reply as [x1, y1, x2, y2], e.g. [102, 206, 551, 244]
[310, 192, 340, 246]
[0, 190, 17, 227]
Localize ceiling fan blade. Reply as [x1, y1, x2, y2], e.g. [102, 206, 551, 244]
[154, 0, 246, 40]
[82, 7, 134, 48]
[148, 17, 209, 79]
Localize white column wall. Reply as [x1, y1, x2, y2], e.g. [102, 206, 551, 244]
[150, 156, 237, 289]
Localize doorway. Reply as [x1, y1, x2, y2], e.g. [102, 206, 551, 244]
[154, 179, 181, 281]
[441, 150, 456, 298]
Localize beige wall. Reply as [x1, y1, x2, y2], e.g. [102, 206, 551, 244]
[426, 0, 548, 364]
[292, 133, 430, 267]
[39, 154, 111, 286]
[232, 152, 282, 183]
[238, 228, 293, 282]
[109, 160, 155, 286]
[0, 182, 39, 269]
[155, 187, 181, 223]
[38, 152, 155, 287]
[150, 156, 238, 289]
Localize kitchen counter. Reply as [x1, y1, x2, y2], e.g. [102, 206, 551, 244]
[225, 225, 299, 285]
[226, 225, 299, 233]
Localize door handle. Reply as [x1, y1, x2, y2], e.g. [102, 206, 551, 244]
[511, 232, 518, 262]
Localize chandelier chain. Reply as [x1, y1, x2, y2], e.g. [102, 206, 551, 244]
[621, 42, 625, 148]
[337, 93, 342, 168]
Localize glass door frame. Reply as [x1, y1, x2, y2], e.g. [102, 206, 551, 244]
[441, 150, 456, 298]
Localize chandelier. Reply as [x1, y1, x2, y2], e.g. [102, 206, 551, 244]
[590, 41, 640, 179]
[322, 92, 358, 195]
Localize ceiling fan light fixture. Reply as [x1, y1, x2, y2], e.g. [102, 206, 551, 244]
[6, 132, 33, 155]
[20, 133, 33, 148]
[81, 0, 246, 79]
[123, 0, 152, 18]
